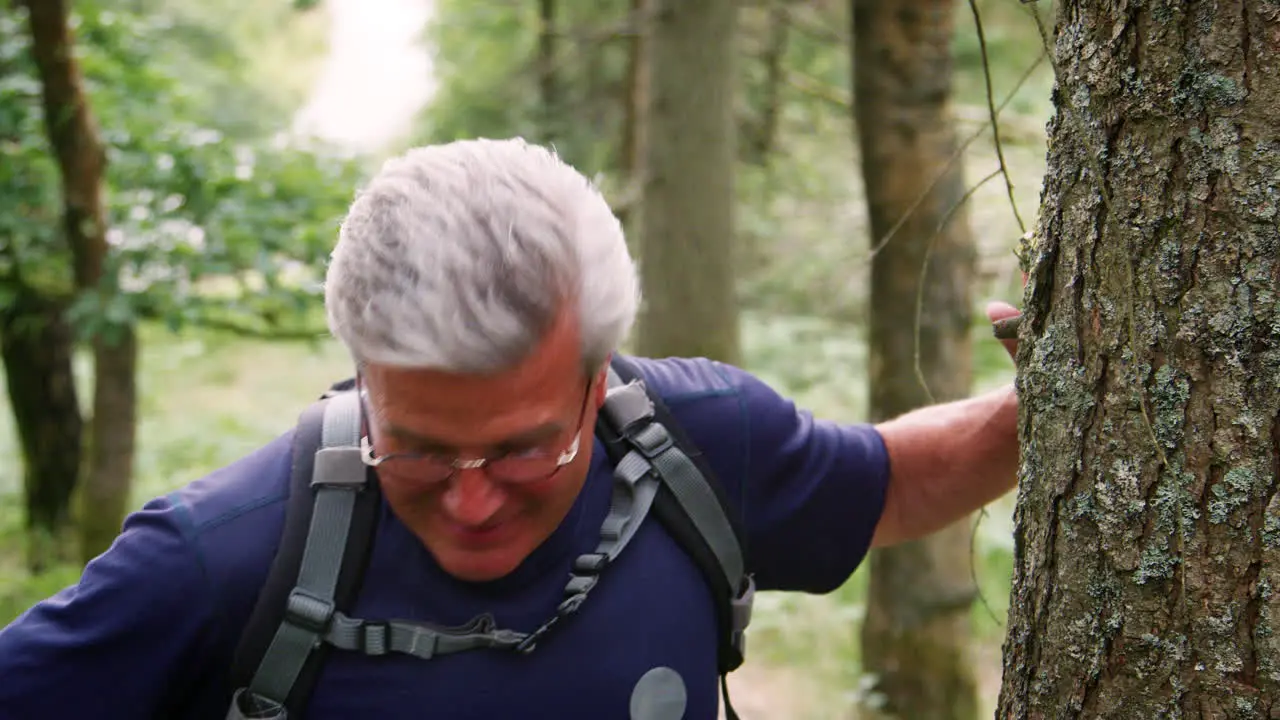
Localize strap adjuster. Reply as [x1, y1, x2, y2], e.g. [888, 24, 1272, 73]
[728, 575, 756, 665]
[557, 592, 590, 617]
[628, 422, 674, 459]
[573, 552, 609, 573]
[361, 620, 390, 656]
[284, 588, 336, 634]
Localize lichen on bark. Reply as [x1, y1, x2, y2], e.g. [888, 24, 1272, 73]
[998, 1, 1280, 718]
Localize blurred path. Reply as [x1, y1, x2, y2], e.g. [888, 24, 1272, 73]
[291, 0, 435, 153]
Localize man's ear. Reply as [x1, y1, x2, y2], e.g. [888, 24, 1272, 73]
[592, 355, 612, 408]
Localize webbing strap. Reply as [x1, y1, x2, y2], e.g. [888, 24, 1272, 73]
[325, 611, 525, 658]
[237, 392, 364, 715]
[512, 388, 664, 653]
[632, 421, 744, 589]
[229, 362, 751, 720]
[603, 374, 746, 596]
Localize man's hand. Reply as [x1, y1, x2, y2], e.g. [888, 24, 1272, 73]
[869, 299, 1023, 548]
[986, 301, 1021, 360]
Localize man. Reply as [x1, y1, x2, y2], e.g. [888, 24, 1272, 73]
[0, 138, 1021, 719]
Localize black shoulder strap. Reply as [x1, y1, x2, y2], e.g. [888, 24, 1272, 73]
[228, 383, 381, 717]
[601, 356, 753, 676]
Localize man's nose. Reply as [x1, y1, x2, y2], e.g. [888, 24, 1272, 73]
[440, 468, 506, 526]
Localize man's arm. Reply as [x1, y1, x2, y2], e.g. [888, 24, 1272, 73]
[0, 496, 220, 718]
[870, 383, 1019, 548]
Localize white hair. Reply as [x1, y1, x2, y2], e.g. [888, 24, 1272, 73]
[324, 137, 639, 374]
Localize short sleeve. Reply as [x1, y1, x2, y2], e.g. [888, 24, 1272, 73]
[0, 495, 221, 718]
[717, 363, 890, 593]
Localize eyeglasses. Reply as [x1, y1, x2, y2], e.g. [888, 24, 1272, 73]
[359, 378, 592, 486]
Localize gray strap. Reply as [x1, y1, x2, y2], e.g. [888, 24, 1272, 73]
[646, 426, 744, 589]
[591, 449, 661, 563]
[602, 370, 656, 430]
[226, 687, 286, 720]
[241, 392, 365, 708]
[603, 368, 753, 645]
[325, 612, 525, 659]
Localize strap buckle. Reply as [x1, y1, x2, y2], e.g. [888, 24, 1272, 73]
[360, 620, 390, 656]
[729, 575, 756, 661]
[572, 552, 609, 574]
[284, 588, 336, 634]
[628, 422, 674, 459]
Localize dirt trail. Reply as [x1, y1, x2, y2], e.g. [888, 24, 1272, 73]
[719, 661, 829, 720]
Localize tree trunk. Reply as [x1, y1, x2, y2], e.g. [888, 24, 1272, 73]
[615, 0, 649, 231]
[635, 0, 741, 364]
[0, 286, 83, 573]
[741, 0, 788, 166]
[537, 0, 559, 145]
[77, 328, 138, 562]
[998, 2, 1280, 717]
[853, 1, 980, 718]
[22, 0, 138, 563]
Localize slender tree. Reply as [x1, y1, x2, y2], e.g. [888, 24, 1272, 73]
[853, 0, 980, 717]
[20, 0, 138, 564]
[635, 0, 741, 364]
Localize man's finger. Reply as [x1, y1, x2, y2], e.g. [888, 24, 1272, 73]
[992, 314, 1021, 340]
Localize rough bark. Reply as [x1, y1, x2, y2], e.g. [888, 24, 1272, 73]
[635, 0, 741, 364]
[22, 0, 138, 563]
[0, 287, 82, 572]
[998, 2, 1280, 717]
[853, 0, 980, 718]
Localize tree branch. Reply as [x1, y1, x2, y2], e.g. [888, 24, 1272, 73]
[19, 0, 108, 292]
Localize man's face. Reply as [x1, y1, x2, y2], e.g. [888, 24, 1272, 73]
[358, 313, 607, 583]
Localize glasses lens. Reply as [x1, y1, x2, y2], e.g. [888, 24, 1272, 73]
[378, 456, 455, 484]
[486, 456, 561, 483]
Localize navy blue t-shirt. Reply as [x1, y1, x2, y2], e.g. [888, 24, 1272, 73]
[0, 356, 889, 719]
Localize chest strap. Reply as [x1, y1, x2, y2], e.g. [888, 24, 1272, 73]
[229, 380, 667, 719]
[227, 366, 753, 720]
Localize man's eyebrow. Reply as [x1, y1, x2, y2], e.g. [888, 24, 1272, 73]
[386, 421, 565, 452]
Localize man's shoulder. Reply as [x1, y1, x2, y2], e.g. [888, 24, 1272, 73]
[164, 430, 296, 538]
[617, 354, 749, 404]
[611, 355, 768, 502]
[160, 430, 297, 619]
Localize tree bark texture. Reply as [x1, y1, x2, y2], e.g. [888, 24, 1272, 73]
[0, 288, 82, 572]
[22, 0, 139, 563]
[999, 2, 1280, 717]
[635, 0, 741, 364]
[853, 1, 980, 718]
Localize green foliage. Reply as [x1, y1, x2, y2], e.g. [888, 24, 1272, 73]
[105, 0, 330, 137]
[0, 3, 1052, 713]
[0, 13, 69, 303]
[417, 0, 631, 173]
[950, 0, 1056, 117]
[0, 1, 367, 342]
[415, 0, 1051, 331]
[420, 1, 540, 143]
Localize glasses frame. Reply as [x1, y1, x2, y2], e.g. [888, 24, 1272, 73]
[358, 375, 593, 486]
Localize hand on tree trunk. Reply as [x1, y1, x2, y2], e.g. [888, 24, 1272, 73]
[987, 301, 1021, 356]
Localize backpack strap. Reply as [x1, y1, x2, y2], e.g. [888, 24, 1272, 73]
[599, 356, 755, 720]
[227, 388, 382, 720]
[226, 363, 753, 718]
